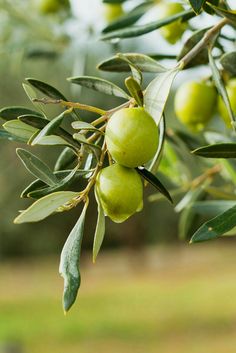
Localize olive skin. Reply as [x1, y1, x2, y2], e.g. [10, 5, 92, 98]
[218, 79, 236, 128]
[96, 164, 143, 223]
[174, 81, 217, 132]
[156, 2, 187, 44]
[103, 4, 124, 23]
[37, 0, 70, 14]
[105, 107, 159, 168]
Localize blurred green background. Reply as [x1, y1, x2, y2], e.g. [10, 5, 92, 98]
[0, 1, 236, 352]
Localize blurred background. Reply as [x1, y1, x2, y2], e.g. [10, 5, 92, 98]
[0, 0, 236, 352]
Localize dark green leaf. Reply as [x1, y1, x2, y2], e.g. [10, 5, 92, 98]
[102, 1, 152, 33]
[208, 49, 235, 128]
[93, 189, 106, 263]
[14, 191, 79, 224]
[26, 78, 67, 100]
[125, 76, 143, 106]
[136, 167, 173, 204]
[103, 0, 127, 3]
[101, 9, 194, 40]
[144, 69, 179, 125]
[18, 114, 49, 129]
[206, 3, 236, 24]
[68, 76, 129, 99]
[0, 106, 42, 121]
[97, 53, 167, 73]
[59, 201, 88, 312]
[192, 143, 236, 158]
[220, 51, 236, 76]
[188, 0, 206, 13]
[190, 204, 236, 243]
[54, 147, 77, 171]
[16, 148, 58, 186]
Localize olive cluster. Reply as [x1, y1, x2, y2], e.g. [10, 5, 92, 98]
[174, 79, 236, 132]
[96, 108, 159, 223]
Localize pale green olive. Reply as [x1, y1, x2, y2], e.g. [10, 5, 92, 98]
[218, 79, 236, 128]
[156, 2, 187, 44]
[96, 164, 143, 223]
[105, 107, 159, 168]
[174, 81, 217, 132]
[37, 0, 70, 14]
[103, 3, 124, 23]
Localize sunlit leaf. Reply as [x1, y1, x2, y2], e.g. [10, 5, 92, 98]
[93, 189, 106, 263]
[3, 120, 38, 141]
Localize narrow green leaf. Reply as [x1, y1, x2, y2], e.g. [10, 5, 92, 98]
[22, 83, 46, 116]
[220, 52, 236, 76]
[18, 115, 49, 129]
[59, 201, 88, 312]
[136, 167, 173, 204]
[26, 78, 67, 100]
[0, 129, 26, 143]
[191, 200, 236, 217]
[101, 9, 194, 40]
[102, 1, 152, 33]
[54, 147, 77, 171]
[36, 135, 70, 146]
[68, 76, 129, 99]
[116, 53, 142, 84]
[16, 148, 58, 186]
[189, 0, 206, 13]
[144, 69, 178, 125]
[97, 53, 167, 73]
[73, 133, 101, 161]
[3, 120, 38, 141]
[93, 189, 105, 263]
[208, 49, 235, 128]
[125, 77, 143, 106]
[0, 106, 42, 121]
[190, 204, 236, 243]
[148, 115, 165, 174]
[192, 143, 236, 158]
[71, 121, 100, 132]
[206, 3, 236, 24]
[14, 191, 78, 224]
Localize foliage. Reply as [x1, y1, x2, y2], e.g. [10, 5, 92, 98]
[0, 0, 236, 311]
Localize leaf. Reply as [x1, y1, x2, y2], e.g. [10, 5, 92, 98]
[148, 114, 165, 174]
[26, 78, 67, 100]
[178, 27, 209, 68]
[68, 76, 129, 99]
[36, 135, 70, 147]
[0, 129, 26, 143]
[22, 83, 46, 115]
[192, 143, 236, 158]
[208, 49, 235, 128]
[97, 53, 167, 73]
[28, 167, 79, 198]
[125, 76, 143, 106]
[188, 0, 206, 13]
[18, 114, 49, 129]
[136, 167, 173, 204]
[93, 189, 106, 263]
[59, 201, 88, 312]
[190, 204, 236, 243]
[14, 191, 78, 224]
[16, 148, 58, 187]
[54, 147, 77, 171]
[3, 120, 38, 141]
[102, 1, 152, 33]
[73, 133, 101, 161]
[220, 51, 236, 76]
[101, 9, 194, 40]
[103, 0, 127, 3]
[116, 53, 142, 84]
[0, 106, 42, 121]
[206, 3, 236, 24]
[71, 121, 100, 132]
[191, 200, 236, 217]
[144, 69, 179, 125]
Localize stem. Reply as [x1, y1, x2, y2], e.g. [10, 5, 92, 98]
[178, 18, 229, 69]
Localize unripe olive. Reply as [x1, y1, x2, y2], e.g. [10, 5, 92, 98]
[103, 3, 124, 23]
[37, 0, 70, 14]
[96, 164, 143, 223]
[105, 107, 159, 168]
[218, 79, 236, 128]
[174, 81, 217, 132]
[156, 2, 187, 44]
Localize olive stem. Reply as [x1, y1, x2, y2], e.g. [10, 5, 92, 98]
[178, 18, 229, 69]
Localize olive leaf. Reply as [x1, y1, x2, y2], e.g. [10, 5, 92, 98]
[14, 191, 79, 224]
[148, 115, 165, 174]
[3, 120, 38, 141]
[54, 147, 77, 171]
[93, 189, 106, 263]
[0, 106, 42, 121]
[206, 3, 236, 24]
[191, 200, 236, 217]
[125, 76, 143, 106]
[22, 83, 46, 116]
[0, 129, 27, 143]
[16, 148, 58, 186]
[192, 143, 236, 158]
[188, 0, 206, 13]
[68, 76, 129, 99]
[59, 201, 88, 312]
[220, 52, 236, 76]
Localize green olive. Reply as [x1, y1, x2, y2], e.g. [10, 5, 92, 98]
[174, 81, 217, 132]
[96, 164, 143, 223]
[105, 107, 159, 168]
[218, 79, 236, 128]
[37, 0, 70, 14]
[103, 3, 124, 23]
[156, 2, 187, 44]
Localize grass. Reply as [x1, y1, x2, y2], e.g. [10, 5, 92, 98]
[1, 243, 236, 353]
